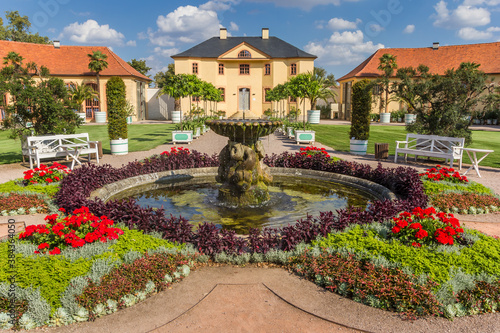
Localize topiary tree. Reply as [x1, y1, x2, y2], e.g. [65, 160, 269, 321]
[106, 76, 127, 140]
[349, 79, 372, 140]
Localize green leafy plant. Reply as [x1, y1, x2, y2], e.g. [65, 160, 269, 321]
[349, 79, 372, 140]
[106, 76, 128, 140]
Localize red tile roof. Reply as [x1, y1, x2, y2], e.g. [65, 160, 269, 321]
[0, 40, 151, 81]
[338, 42, 500, 82]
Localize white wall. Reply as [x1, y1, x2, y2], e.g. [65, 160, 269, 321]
[146, 88, 174, 120]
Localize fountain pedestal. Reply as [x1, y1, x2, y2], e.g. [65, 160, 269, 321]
[205, 119, 282, 206]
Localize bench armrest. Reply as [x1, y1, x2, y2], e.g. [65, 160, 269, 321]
[395, 140, 408, 148]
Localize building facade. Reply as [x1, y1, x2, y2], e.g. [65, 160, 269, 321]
[337, 42, 500, 120]
[0, 40, 151, 122]
[172, 28, 316, 118]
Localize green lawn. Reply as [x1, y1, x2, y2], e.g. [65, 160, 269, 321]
[0, 124, 175, 165]
[312, 124, 500, 169]
[1, 123, 499, 169]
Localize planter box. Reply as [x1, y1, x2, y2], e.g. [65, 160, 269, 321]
[94, 111, 106, 123]
[287, 127, 295, 139]
[110, 138, 128, 155]
[172, 111, 182, 123]
[77, 113, 86, 122]
[295, 130, 315, 144]
[172, 130, 193, 144]
[126, 116, 133, 124]
[350, 139, 368, 155]
[405, 114, 416, 124]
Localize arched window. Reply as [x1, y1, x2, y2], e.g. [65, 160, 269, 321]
[238, 50, 251, 58]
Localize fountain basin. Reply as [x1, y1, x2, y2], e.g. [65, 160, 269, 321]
[91, 167, 396, 234]
[205, 119, 282, 143]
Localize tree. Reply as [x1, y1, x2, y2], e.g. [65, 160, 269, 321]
[0, 52, 81, 139]
[127, 59, 151, 77]
[69, 83, 98, 113]
[0, 11, 50, 44]
[106, 77, 127, 140]
[314, 67, 337, 87]
[87, 50, 109, 114]
[154, 63, 175, 88]
[376, 53, 398, 114]
[349, 79, 372, 140]
[396, 62, 489, 145]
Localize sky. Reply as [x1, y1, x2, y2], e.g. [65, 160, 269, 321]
[2, 0, 499, 79]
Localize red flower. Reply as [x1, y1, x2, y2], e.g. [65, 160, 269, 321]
[415, 229, 428, 239]
[391, 226, 401, 233]
[38, 243, 49, 250]
[412, 242, 421, 248]
[409, 223, 422, 230]
[49, 247, 61, 255]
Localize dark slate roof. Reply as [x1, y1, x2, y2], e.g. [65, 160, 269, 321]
[172, 36, 316, 59]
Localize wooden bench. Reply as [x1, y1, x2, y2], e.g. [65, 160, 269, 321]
[394, 134, 464, 168]
[26, 133, 100, 169]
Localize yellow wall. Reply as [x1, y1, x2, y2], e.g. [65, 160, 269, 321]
[174, 49, 314, 117]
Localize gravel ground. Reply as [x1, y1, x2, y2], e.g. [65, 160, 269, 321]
[2, 124, 500, 333]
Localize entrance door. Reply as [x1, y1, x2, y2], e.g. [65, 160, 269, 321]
[85, 83, 99, 119]
[239, 88, 250, 111]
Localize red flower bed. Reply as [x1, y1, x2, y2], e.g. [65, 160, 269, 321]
[419, 165, 468, 183]
[391, 207, 464, 247]
[160, 146, 190, 156]
[298, 146, 330, 158]
[23, 162, 70, 185]
[19, 207, 123, 255]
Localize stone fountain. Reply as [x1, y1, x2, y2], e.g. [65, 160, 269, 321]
[205, 119, 282, 206]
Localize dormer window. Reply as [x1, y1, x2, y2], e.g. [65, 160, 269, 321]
[238, 50, 251, 58]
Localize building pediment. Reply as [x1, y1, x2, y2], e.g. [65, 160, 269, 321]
[218, 42, 271, 60]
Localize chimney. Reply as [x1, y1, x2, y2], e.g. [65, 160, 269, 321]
[262, 28, 269, 40]
[220, 28, 227, 40]
[53, 40, 60, 49]
[432, 42, 439, 50]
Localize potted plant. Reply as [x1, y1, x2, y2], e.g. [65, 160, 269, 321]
[160, 73, 192, 124]
[295, 122, 315, 144]
[106, 77, 128, 155]
[349, 79, 372, 155]
[68, 83, 98, 123]
[125, 101, 135, 124]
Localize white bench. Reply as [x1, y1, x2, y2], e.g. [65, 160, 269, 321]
[25, 133, 100, 169]
[394, 134, 464, 168]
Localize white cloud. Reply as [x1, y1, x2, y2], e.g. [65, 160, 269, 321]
[153, 47, 180, 58]
[367, 23, 385, 33]
[463, 0, 500, 5]
[229, 21, 239, 31]
[403, 24, 415, 34]
[329, 30, 364, 44]
[432, 1, 491, 29]
[327, 18, 361, 30]
[306, 30, 383, 66]
[147, 5, 221, 47]
[126, 40, 137, 47]
[246, 0, 361, 11]
[458, 26, 500, 39]
[59, 19, 126, 46]
[200, 0, 240, 11]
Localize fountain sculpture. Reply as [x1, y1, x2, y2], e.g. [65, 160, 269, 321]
[205, 119, 282, 206]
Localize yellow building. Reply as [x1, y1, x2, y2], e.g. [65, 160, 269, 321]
[0, 40, 151, 122]
[337, 42, 500, 120]
[172, 28, 316, 118]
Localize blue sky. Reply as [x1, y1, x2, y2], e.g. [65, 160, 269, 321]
[2, 0, 499, 79]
